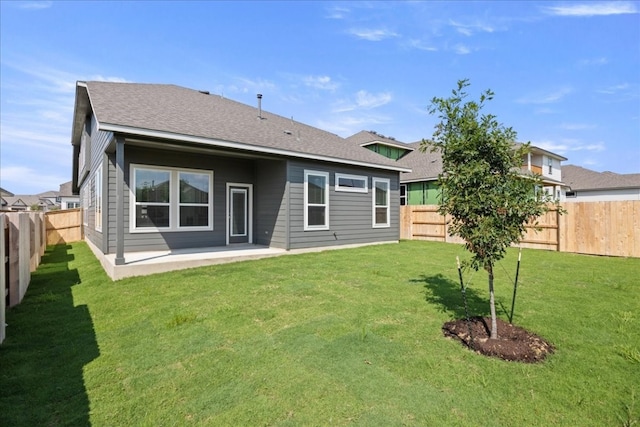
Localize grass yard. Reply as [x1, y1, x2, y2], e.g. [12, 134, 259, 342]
[1, 240, 639, 426]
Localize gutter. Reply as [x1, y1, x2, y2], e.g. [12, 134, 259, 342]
[98, 123, 412, 173]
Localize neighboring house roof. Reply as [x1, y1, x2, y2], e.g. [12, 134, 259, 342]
[58, 181, 74, 196]
[1, 187, 14, 197]
[562, 165, 640, 191]
[2, 195, 53, 209]
[397, 141, 443, 183]
[347, 135, 568, 185]
[515, 143, 568, 161]
[37, 190, 58, 199]
[346, 130, 415, 153]
[72, 82, 410, 173]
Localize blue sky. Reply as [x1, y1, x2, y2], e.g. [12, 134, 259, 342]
[1, 1, 639, 195]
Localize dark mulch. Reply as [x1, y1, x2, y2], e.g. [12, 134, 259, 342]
[442, 316, 555, 363]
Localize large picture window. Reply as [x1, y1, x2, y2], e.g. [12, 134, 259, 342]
[304, 170, 329, 230]
[372, 178, 390, 228]
[131, 165, 212, 232]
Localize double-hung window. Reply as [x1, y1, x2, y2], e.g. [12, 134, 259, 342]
[372, 178, 390, 228]
[95, 164, 103, 231]
[179, 172, 210, 227]
[131, 165, 213, 232]
[304, 170, 329, 230]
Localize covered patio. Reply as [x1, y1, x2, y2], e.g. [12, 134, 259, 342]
[87, 242, 287, 280]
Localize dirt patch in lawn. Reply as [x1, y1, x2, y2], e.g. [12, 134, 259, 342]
[442, 316, 555, 363]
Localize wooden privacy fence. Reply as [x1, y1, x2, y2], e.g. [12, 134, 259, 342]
[401, 200, 640, 258]
[45, 208, 83, 246]
[0, 209, 82, 344]
[1, 211, 46, 344]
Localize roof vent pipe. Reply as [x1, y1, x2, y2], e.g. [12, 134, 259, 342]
[257, 94, 263, 119]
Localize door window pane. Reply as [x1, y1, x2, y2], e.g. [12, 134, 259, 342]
[231, 190, 246, 235]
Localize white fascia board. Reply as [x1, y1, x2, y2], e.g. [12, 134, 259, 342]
[99, 123, 412, 173]
[360, 140, 415, 151]
[400, 178, 439, 184]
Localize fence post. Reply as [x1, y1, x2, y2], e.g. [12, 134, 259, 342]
[19, 213, 31, 303]
[1, 214, 6, 344]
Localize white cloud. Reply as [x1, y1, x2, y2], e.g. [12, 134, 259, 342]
[517, 87, 573, 104]
[558, 123, 596, 131]
[578, 57, 608, 67]
[406, 39, 438, 51]
[544, 2, 639, 17]
[90, 75, 130, 83]
[355, 90, 392, 108]
[225, 77, 277, 95]
[532, 139, 605, 155]
[0, 166, 70, 194]
[449, 19, 496, 36]
[17, 1, 52, 10]
[596, 83, 631, 95]
[453, 44, 471, 55]
[326, 6, 350, 19]
[303, 75, 339, 91]
[348, 28, 399, 41]
[317, 114, 391, 137]
[333, 90, 392, 112]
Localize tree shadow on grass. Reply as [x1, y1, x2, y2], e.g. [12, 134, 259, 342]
[0, 244, 99, 426]
[412, 273, 491, 319]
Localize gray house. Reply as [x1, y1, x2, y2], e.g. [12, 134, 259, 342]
[562, 165, 640, 201]
[71, 81, 410, 267]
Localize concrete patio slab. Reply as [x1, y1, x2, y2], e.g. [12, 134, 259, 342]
[87, 241, 287, 280]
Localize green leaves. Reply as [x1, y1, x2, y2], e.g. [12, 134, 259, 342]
[424, 80, 551, 271]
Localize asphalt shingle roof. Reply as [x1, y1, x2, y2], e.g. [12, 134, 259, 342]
[397, 141, 443, 182]
[80, 82, 409, 172]
[562, 165, 640, 191]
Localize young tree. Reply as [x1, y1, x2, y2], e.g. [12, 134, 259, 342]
[423, 79, 552, 339]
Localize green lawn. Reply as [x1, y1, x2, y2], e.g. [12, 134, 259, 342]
[1, 241, 639, 426]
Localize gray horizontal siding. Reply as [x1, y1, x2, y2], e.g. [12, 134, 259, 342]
[287, 160, 400, 250]
[254, 159, 287, 248]
[80, 114, 113, 252]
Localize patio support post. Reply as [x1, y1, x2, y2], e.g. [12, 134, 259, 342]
[115, 135, 125, 265]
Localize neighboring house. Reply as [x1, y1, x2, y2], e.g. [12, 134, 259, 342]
[347, 131, 568, 205]
[562, 165, 640, 202]
[346, 131, 441, 205]
[1, 194, 56, 211]
[519, 143, 568, 200]
[58, 181, 80, 209]
[70, 81, 410, 264]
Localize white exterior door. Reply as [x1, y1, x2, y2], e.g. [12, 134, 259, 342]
[226, 183, 252, 244]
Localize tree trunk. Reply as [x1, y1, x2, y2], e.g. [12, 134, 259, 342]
[487, 263, 498, 339]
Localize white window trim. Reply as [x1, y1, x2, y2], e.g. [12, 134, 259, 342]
[82, 185, 88, 226]
[304, 170, 330, 231]
[335, 173, 368, 193]
[129, 164, 213, 233]
[400, 184, 407, 206]
[225, 183, 253, 245]
[95, 164, 103, 232]
[372, 177, 391, 228]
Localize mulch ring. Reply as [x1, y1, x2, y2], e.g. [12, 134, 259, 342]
[442, 316, 555, 363]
